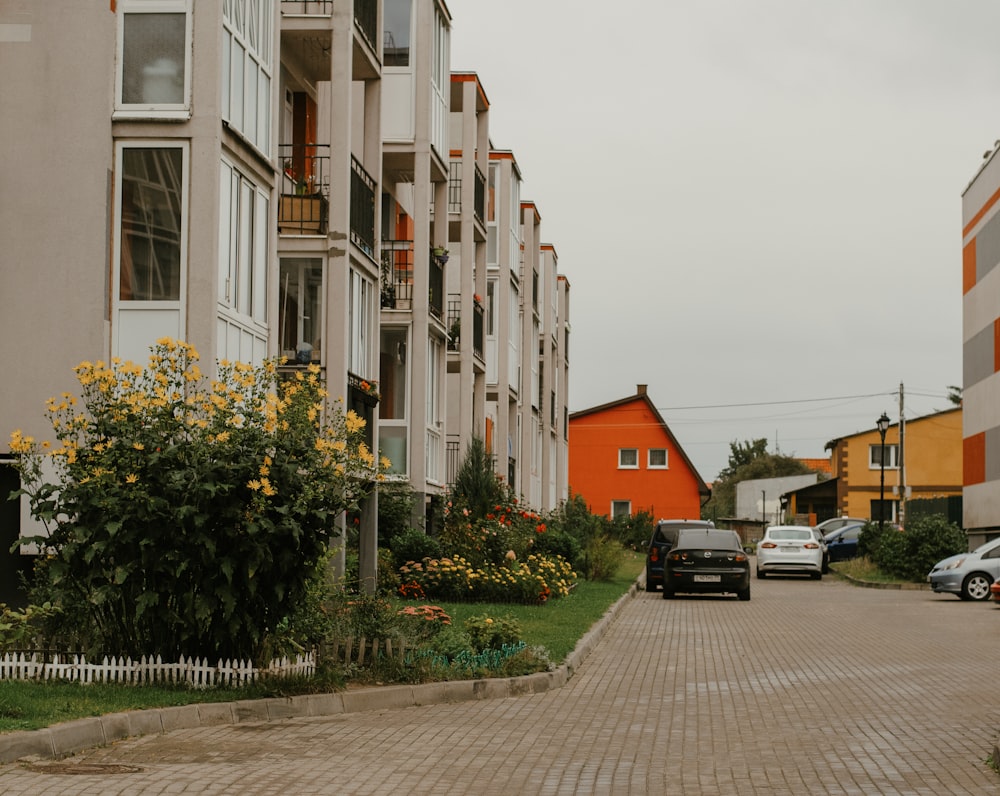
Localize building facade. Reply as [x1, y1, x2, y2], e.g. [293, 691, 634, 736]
[0, 0, 571, 598]
[962, 148, 1000, 547]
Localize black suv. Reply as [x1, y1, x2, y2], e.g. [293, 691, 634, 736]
[645, 519, 715, 592]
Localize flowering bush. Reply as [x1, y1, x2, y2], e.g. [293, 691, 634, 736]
[439, 497, 545, 569]
[9, 339, 387, 661]
[398, 553, 575, 604]
[463, 613, 521, 652]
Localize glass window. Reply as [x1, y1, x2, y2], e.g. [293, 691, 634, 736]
[648, 449, 668, 469]
[611, 501, 631, 519]
[278, 259, 322, 364]
[117, 1, 192, 113]
[619, 449, 638, 469]
[223, 0, 273, 152]
[383, 0, 411, 67]
[349, 270, 374, 376]
[119, 147, 184, 301]
[379, 328, 407, 420]
[219, 158, 269, 325]
[869, 444, 899, 469]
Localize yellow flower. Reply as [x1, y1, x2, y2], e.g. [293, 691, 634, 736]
[247, 479, 262, 491]
[125, 473, 139, 484]
[133, 442, 145, 451]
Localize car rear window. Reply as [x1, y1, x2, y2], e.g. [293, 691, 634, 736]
[675, 530, 740, 550]
[769, 529, 812, 541]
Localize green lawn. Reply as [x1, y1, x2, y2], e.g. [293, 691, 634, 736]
[0, 552, 644, 734]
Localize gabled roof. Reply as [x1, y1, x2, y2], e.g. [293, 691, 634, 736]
[824, 406, 961, 451]
[570, 385, 709, 496]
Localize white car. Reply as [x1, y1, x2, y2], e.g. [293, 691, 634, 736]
[756, 525, 824, 580]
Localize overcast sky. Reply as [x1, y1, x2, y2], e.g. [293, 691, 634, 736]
[446, 0, 1000, 481]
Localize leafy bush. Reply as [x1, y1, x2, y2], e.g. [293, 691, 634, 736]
[532, 529, 582, 570]
[377, 482, 419, 546]
[581, 535, 627, 581]
[9, 340, 385, 662]
[389, 528, 442, 570]
[464, 613, 521, 652]
[861, 515, 968, 581]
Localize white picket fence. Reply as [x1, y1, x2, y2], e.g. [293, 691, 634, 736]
[0, 651, 315, 688]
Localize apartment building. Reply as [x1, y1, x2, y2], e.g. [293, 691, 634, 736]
[962, 146, 1000, 547]
[0, 0, 570, 598]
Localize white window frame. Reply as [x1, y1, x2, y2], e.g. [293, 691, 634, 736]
[349, 269, 375, 377]
[218, 157, 269, 326]
[611, 500, 632, 519]
[222, 0, 274, 154]
[618, 448, 638, 469]
[869, 443, 900, 470]
[648, 449, 668, 469]
[115, 0, 193, 119]
[278, 258, 324, 364]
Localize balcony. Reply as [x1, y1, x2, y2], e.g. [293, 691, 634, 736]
[446, 161, 487, 226]
[381, 240, 413, 310]
[429, 249, 444, 321]
[278, 144, 330, 236]
[445, 294, 485, 359]
[351, 156, 376, 258]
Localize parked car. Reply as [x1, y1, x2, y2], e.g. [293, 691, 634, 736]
[645, 519, 714, 592]
[811, 527, 830, 573]
[813, 516, 864, 536]
[927, 537, 1000, 601]
[661, 527, 750, 601]
[823, 523, 864, 563]
[756, 525, 823, 580]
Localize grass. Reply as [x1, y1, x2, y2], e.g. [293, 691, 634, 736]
[829, 556, 912, 584]
[0, 552, 644, 734]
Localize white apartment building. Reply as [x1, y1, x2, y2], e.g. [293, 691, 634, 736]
[0, 0, 570, 600]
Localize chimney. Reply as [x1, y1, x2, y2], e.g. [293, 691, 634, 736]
[637, 384, 647, 396]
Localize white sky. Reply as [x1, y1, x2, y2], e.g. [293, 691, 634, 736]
[446, 0, 1000, 481]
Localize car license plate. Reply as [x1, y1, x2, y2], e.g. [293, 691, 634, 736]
[693, 574, 721, 583]
[780, 546, 799, 553]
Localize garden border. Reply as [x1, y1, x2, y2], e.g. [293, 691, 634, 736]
[0, 579, 641, 764]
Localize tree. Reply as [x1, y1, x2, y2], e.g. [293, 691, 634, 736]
[10, 340, 385, 662]
[703, 438, 811, 521]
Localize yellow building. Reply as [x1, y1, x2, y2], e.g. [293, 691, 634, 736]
[825, 408, 962, 525]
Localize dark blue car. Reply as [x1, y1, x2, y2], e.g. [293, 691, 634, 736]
[823, 523, 864, 562]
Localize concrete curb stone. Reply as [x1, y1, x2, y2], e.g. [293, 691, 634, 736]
[0, 579, 641, 764]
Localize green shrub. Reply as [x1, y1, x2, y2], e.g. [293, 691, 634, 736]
[389, 528, 442, 570]
[9, 340, 385, 662]
[532, 529, 582, 570]
[464, 613, 521, 652]
[581, 535, 626, 581]
[377, 483, 419, 546]
[863, 515, 968, 581]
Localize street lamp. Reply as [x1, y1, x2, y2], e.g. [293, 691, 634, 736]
[876, 412, 891, 531]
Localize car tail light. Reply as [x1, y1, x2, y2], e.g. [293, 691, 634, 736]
[668, 551, 689, 561]
[804, 543, 819, 549]
[760, 542, 777, 549]
[735, 553, 747, 562]
[650, 549, 659, 562]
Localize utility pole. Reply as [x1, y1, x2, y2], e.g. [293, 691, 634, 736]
[899, 382, 906, 528]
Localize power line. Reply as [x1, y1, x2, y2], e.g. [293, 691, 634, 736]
[656, 391, 895, 412]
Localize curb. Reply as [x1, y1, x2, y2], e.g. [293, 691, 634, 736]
[0, 580, 641, 764]
[827, 568, 931, 590]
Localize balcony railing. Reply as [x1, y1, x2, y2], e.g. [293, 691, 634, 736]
[429, 250, 444, 321]
[472, 301, 484, 360]
[473, 165, 486, 225]
[446, 297, 460, 351]
[351, 156, 376, 257]
[446, 436, 461, 486]
[353, 0, 377, 52]
[447, 161, 463, 212]
[381, 240, 414, 310]
[280, 0, 332, 15]
[278, 144, 330, 235]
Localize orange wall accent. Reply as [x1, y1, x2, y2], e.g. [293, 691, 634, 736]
[964, 186, 1000, 238]
[568, 399, 703, 520]
[963, 239, 977, 295]
[995, 319, 1000, 373]
[964, 433, 986, 486]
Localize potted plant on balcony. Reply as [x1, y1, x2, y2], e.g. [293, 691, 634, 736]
[278, 164, 327, 234]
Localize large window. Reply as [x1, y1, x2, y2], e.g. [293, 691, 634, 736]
[278, 259, 322, 364]
[219, 158, 268, 324]
[383, 0, 411, 67]
[222, 0, 273, 152]
[117, 0, 191, 115]
[119, 147, 184, 301]
[869, 444, 900, 469]
[379, 327, 408, 476]
[349, 269, 375, 376]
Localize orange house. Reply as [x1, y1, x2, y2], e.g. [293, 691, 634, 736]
[568, 385, 709, 520]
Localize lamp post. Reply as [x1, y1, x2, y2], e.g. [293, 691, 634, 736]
[876, 412, 890, 531]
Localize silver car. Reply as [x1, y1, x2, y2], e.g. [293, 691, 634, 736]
[927, 537, 1000, 601]
[756, 525, 823, 580]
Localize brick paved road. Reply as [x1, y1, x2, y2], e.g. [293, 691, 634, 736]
[2, 575, 999, 795]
